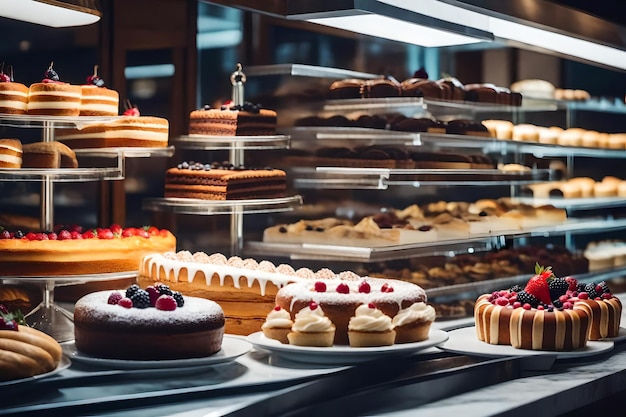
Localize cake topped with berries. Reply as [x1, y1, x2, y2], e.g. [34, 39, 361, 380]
[275, 278, 428, 345]
[189, 101, 277, 136]
[73, 284, 225, 360]
[79, 64, 119, 116]
[27, 62, 81, 117]
[475, 264, 622, 350]
[0, 63, 28, 115]
[0, 224, 176, 276]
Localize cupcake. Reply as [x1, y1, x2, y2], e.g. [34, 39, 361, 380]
[287, 301, 335, 347]
[392, 302, 436, 343]
[261, 305, 293, 344]
[348, 303, 395, 347]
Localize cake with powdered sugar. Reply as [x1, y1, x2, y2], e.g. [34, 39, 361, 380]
[73, 285, 224, 360]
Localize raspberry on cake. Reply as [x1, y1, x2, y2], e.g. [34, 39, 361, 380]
[27, 62, 81, 117]
[73, 285, 225, 360]
[0, 139, 23, 168]
[0, 64, 28, 115]
[189, 102, 277, 136]
[164, 161, 287, 200]
[0, 224, 176, 276]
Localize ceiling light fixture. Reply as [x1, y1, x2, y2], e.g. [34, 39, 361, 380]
[0, 0, 101, 28]
[286, 0, 494, 48]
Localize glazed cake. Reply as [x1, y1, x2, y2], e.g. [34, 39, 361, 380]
[189, 103, 277, 136]
[0, 139, 22, 168]
[73, 286, 224, 360]
[474, 265, 622, 350]
[164, 161, 287, 200]
[275, 278, 428, 345]
[137, 251, 304, 335]
[57, 116, 169, 148]
[0, 225, 176, 276]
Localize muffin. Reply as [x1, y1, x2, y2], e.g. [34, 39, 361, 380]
[261, 305, 293, 344]
[287, 302, 335, 347]
[348, 303, 395, 347]
[392, 302, 436, 343]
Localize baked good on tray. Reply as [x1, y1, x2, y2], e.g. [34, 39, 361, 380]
[0, 305, 63, 381]
[73, 285, 224, 360]
[57, 116, 169, 149]
[275, 277, 428, 345]
[164, 161, 287, 200]
[347, 303, 396, 347]
[137, 251, 303, 335]
[189, 102, 276, 136]
[0, 224, 176, 276]
[0, 139, 22, 168]
[27, 63, 81, 117]
[474, 265, 622, 350]
[287, 302, 336, 347]
[0, 65, 28, 115]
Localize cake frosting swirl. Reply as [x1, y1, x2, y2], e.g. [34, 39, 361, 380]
[348, 303, 393, 332]
[291, 303, 334, 333]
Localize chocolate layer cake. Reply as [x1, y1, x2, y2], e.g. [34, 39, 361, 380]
[189, 103, 276, 136]
[165, 161, 287, 200]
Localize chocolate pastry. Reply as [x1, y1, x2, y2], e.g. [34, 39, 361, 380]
[328, 78, 364, 99]
[401, 78, 445, 99]
[362, 78, 401, 98]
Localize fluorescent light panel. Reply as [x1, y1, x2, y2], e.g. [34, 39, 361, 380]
[489, 19, 626, 71]
[308, 14, 486, 47]
[0, 0, 100, 27]
[125, 64, 175, 80]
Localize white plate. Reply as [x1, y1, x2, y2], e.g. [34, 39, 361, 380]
[438, 326, 614, 359]
[0, 355, 71, 387]
[245, 329, 449, 365]
[63, 335, 251, 370]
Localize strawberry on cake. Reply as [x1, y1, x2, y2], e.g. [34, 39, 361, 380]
[27, 62, 81, 117]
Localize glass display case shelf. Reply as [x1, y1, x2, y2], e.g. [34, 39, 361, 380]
[323, 97, 427, 114]
[73, 146, 175, 158]
[523, 97, 626, 114]
[244, 238, 498, 263]
[0, 166, 124, 182]
[513, 196, 626, 211]
[0, 114, 121, 129]
[291, 167, 552, 189]
[426, 266, 626, 301]
[244, 218, 626, 263]
[142, 195, 303, 215]
[173, 135, 290, 150]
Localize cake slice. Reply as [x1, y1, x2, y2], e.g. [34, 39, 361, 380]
[22, 141, 78, 168]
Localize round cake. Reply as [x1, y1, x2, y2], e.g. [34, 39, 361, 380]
[474, 265, 622, 350]
[275, 278, 427, 345]
[0, 305, 63, 381]
[0, 81, 28, 115]
[0, 225, 176, 276]
[74, 286, 225, 360]
[27, 82, 81, 117]
[79, 85, 119, 116]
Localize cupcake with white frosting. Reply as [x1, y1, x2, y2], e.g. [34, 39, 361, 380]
[348, 303, 395, 347]
[261, 305, 293, 344]
[287, 302, 335, 347]
[392, 302, 436, 343]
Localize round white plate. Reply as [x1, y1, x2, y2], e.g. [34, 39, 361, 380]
[438, 326, 614, 359]
[0, 355, 71, 387]
[245, 329, 449, 365]
[63, 335, 251, 369]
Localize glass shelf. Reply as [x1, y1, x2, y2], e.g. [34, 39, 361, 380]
[291, 167, 552, 190]
[245, 63, 381, 80]
[522, 97, 626, 114]
[244, 238, 498, 263]
[173, 135, 290, 150]
[323, 97, 427, 114]
[142, 195, 303, 215]
[282, 128, 626, 159]
[73, 146, 175, 158]
[0, 166, 124, 182]
[0, 114, 121, 129]
[244, 218, 626, 263]
[512, 196, 626, 211]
